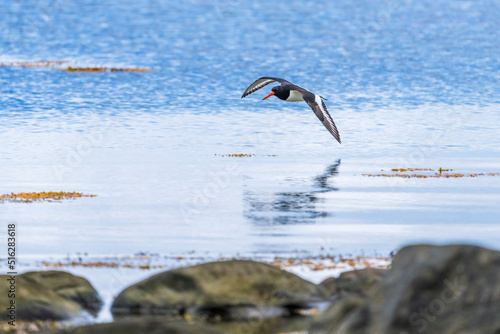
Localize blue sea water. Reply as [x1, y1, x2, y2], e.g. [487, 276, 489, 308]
[1, 0, 500, 258]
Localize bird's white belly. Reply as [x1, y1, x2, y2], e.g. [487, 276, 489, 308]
[286, 90, 304, 102]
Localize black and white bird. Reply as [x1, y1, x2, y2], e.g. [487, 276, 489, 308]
[241, 77, 341, 144]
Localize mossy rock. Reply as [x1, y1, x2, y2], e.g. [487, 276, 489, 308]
[0, 271, 102, 321]
[112, 260, 326, 318]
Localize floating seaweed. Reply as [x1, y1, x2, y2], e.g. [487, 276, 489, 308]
[0, 191, 97, 203]
[0, 61, 151, 73]
[270, 255, 390, 271]
[60, 66, 151, 73]
[363, 168, 500, 178]
[0, 319, 59, 333]
[38, 253, 390, 272]
[216, 153, 256, 157]
[215, 154, 278, 157]
[389, 168, 434, 172]
[0, 60, 69, 67]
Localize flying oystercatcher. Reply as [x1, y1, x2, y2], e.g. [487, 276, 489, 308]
[241, 77, 341, 144]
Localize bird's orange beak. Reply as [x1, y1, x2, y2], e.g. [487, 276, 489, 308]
[262, 91, 274, 100]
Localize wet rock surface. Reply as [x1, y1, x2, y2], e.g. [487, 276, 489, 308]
[0, 271, 102, 321]
[112, 260, 326, 320]
[320, 267, 387, 298]
[310, 244, 500, 334]
[39, 318, 225, 334]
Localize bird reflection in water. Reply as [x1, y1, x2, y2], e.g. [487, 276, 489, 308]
[244, 159, 341, 225]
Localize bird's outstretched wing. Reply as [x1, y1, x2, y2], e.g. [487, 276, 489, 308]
[305, 94, 341, 144]
[241, 77, 291, 98]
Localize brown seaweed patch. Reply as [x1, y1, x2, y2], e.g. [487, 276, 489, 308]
[60, 66, 151, 73]
[216, 153, 256, 157]
[390, 168, 434, 172]
[269, 255, 390, 271]
[39, 253, 390, 272]
[0, 60, 69, 67]
[0, 319, 59, 333]
[215, 154, 278, 157]
[0, 61, 151, 73]
[363, 168, 500, 178]
[0, 191, 96, 203]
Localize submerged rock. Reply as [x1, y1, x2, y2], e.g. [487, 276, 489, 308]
[0, 271, 102, 321]
[40, 318, 225, 334]
[112, 260, 326, 319]
[310, 244, 500, 334]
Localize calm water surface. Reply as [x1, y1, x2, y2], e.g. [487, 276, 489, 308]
[1, 0, 500, 258]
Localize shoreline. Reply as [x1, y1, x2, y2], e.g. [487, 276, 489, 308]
[3, 251, 391, 324]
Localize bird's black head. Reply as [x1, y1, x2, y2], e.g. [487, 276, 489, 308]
[262, 85, 288, 101]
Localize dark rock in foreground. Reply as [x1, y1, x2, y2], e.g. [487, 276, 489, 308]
[0, 271, 102, 321]
[215, 315, 313, 334]
[112, 260, 326, 319]
[310, 244, 500, 334]
[40, 318, 225, 334]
